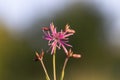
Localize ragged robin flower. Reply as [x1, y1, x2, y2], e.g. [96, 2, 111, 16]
[42, 23, 75, 54]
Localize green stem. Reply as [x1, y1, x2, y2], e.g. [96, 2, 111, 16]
[53, 49, 56, 80]
[39, 59, 50, 80]
[60, 58, 69, 80]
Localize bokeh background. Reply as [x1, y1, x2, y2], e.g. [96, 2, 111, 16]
[0, 0, 120, 80]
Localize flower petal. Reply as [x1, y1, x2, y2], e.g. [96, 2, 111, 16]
[61, 44, 68, 55]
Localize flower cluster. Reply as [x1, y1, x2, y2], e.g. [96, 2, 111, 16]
[34, 23, 81, 80]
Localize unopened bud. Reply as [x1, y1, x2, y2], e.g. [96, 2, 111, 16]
[42, 27, 50, 31]
[34, 50, 44, 61]
[65, 24, 75, 33]
[72, 54, 81, 58]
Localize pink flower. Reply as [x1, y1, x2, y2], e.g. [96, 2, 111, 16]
[42, 23, 75, 54]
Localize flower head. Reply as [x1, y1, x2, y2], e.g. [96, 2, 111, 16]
[42, 23, 75, 54]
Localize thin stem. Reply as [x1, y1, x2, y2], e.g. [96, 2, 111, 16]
[39, 59, 50, 80]
[60, 57, 69, 80]
[53, 49, 56, 80]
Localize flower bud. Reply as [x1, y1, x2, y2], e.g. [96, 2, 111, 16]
[72, 54, 81, 58]
[42, 27, 50, 31]
[65, 24, 75, 33]
[34, 50, 44, 61]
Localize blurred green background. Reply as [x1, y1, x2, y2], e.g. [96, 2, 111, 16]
[0, 1, 120, 80]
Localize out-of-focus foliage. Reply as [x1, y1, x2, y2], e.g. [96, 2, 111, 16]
[0, 25, 37, 80]
[0, 3, 120, 80]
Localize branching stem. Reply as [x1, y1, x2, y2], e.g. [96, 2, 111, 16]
[60, 57, 69, 80]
